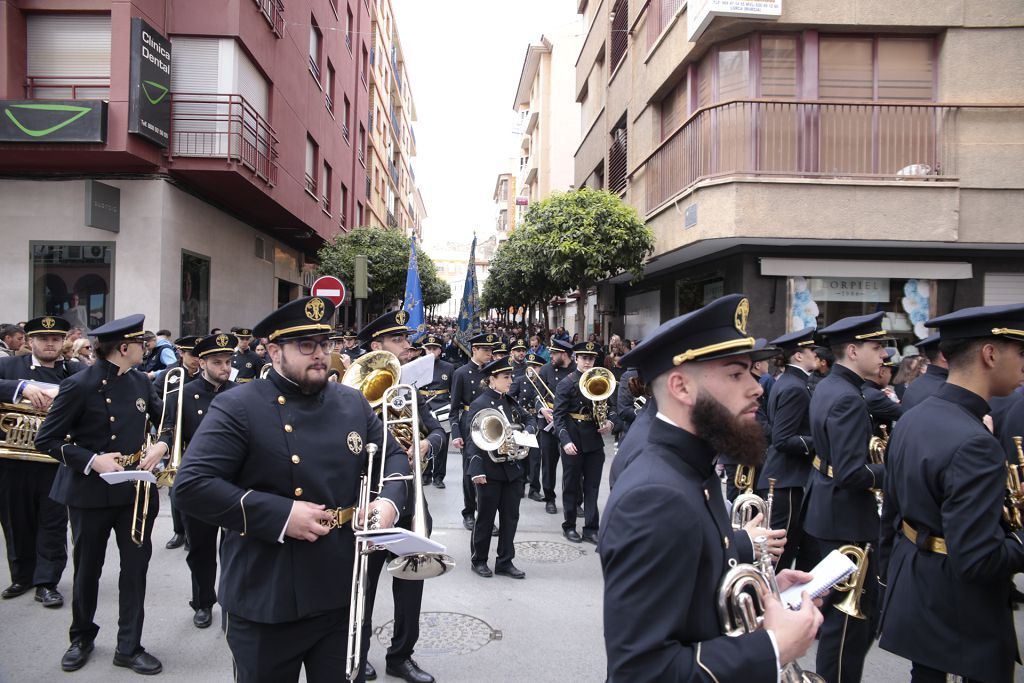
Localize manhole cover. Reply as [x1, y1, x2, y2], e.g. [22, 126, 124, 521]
[375, 612, 501, 656]
[513, 540, 587, 563]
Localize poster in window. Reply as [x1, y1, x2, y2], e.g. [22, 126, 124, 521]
[181, 252, 210, 336]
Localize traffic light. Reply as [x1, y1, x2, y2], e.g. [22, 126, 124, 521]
[354, 254, 368, 299]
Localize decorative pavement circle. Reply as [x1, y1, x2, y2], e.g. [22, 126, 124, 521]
[513, 539, 588, 564]
[375, 612, 502, 656]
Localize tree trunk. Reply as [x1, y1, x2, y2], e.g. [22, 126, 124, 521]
[575, 282, 589, 340]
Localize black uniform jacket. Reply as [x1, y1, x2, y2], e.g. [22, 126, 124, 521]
[756, 365, 814, 490]
[464, 388, 534, 482]
[900, 363, 947, 410]
[615, 368, 639, 435]
[998, 391, 1024, 464]
[609, 395, 655, 490]
[173, 368, 409, 624]
[600, 417, 777, 682]
[0, 353, 82, 400]
[417, 358, 453, 415]
[36, 360, 164, 508]
[553, 370, 604, 452]
[161, 375, 239, 447]
[878, 384, 1024, 682]
[804, 364, 883, 542]
[538, 361, 574, 409]
[861, 380, 905, 435]
[508, 371, 537, 417]
[448, 360, 487, 442]
[230, 348, 266, 383]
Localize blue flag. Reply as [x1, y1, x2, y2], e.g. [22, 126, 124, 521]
[455, 235, 480, 354]
[403, 236, 426, 341]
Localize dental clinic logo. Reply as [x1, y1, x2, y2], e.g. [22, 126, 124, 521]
[4, 103, 91, 137]
[141, 80, 168, 105]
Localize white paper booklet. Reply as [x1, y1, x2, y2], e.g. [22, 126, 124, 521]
[355, 528, 447, 556]
[778, 549, 857, 610]
[100, 470, 157, 485]
[511, 431, 539, 448]
[400, 353, 435, 389]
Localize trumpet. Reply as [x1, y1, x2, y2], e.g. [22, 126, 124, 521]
[834, 543, 871, 619]
[470, 407, 529, 462]
[718, 536, 825, 682]
[579, 367, 616, 425]
[1003, 436, 1024, 530]
[345, 382, 454, 681]
[735, 463, 757, 494]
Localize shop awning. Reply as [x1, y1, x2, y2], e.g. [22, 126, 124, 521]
[759, 258, 972, 280]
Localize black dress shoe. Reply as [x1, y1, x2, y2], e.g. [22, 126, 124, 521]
[471, 563, 493, 578]
[495, 564, 526, 579]
[364, 660, 377, 680]
[193, 607, 212, 628]
[433, 480, 446, 489]
[113, 649, 163, 675]
[563, 528, 582, 543]
[528, 490, 544, 502]
[462, 515, 475, 531]
[165, 533, 185, 550]
[422, 475, 432, 486]
[581, 532, 599, 545]
[1, 581, 31, 599]
[491, 524, 499, 537]
[61, 641, 94, 672]
[545, 501, 558, 514]
[386, 657, 435, 683]
[35, 585, 63, 608]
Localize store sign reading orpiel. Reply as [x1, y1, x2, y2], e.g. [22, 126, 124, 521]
[128, 17, 172, 147]
[0, 100, 107, 143]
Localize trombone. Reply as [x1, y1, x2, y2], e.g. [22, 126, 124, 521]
[524, 366, 555, 409]
[345, 379, 455, 681]
[579, 367, 616, 425]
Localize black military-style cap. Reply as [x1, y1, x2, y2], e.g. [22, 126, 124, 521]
[573, 341, 601, 356]
[620, 294, 775, 382]
[174, 336, 200, 352]
[24, 315, 71, 337]
[195, 333, 238, 358]
[550, 339, 574, 354]
[771, 326, 817, 353]
[357, 310, 414, 344]
[253, 296, 335, 343]
[510, 338, 527, 351]
[483, 357, 515, 375]
[818, 311, 893, 346]
[492, 342, 509, 356]
[882, 347, 898, 367]
[915, 333, 940, 350]
[926, 303, 1024, 343]
[231, 327, 253, 338]
[422, 334, 443, 348]
[92, 314, 146, 343]
[526, 352, 546, 366]
[468, 332, 498, 348]
[329, 329, 346, 341]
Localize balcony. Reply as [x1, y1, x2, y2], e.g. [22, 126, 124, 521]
[639, 99, 959, 215]
[253, 0, 285, 38]
[387, 209, 397, 229]
[25, 75, 110, 100]
[388, 160, 399, 186]
[168, 93, 279, 186]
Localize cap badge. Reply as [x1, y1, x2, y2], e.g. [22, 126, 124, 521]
[442, 373, 448, 380]
[216, 334, 229, 348]
[396, 310, 408, 326]
[586, 342, 595, 351]
[734, 298, 750, 335]
[347, 431, 363, 455]
[135, 398, 146, 413]
[305, 298, 326, 322]
[41, 317, 56, 329]
[486, 334, 494, 343]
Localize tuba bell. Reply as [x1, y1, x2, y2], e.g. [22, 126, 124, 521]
[470, 407, 529, 462]
[579, 367, 616, 425]
[343, 350, 427, 460]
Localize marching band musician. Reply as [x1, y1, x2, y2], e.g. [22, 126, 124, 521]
[34, 314, 169, 675]
[878, 304, 1024, 683]
[899, 334, 945, 410]
[449, 333, 497, 531]
[465, 356, 535, 579]
[418, 334, 454, 489]
[158, 332, 239, 629]
[509, 352, 547, 501]
[229, 327, 265, 383]
[601, 294, 822, 681]
[0, 315, 81, 608]
[356, 310, 445, 683]
[553, 341, 610, 544]
[803, 312, 890, 682]
[509, 338, 528, 381]
[861, 347, 905, 438]
[537, 338, 575, 515]
[174, 297, 408, 683]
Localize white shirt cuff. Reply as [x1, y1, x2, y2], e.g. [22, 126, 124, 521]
[13, 380, 26, 402]
[377, 497, 400, 523]
[84, 454, 97, 475]
[766, 629, 782, 683]
[277, 501, 295, 543]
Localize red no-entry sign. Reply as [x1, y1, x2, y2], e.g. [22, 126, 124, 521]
[311, 275, 346, 306]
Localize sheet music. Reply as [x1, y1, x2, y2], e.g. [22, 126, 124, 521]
[355, 527, 447, 555]
[400, 353, 435, 389]
[511, 431, 539, 448]
[100, 470, 157, 485]
[779, 549, 856, 610]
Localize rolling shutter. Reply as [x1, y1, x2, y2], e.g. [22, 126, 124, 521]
[984, 273, 1024, 306]
[27, 14, 111, 99]
[169, 37, 222, 156]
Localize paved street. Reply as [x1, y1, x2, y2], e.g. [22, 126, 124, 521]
[2, 440, 1023, 682]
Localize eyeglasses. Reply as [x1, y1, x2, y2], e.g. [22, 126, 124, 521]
[285, 339, 336, 355]
[82, 345, 92, 350]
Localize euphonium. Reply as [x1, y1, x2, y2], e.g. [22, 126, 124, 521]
[718, 536, 826, 682]
[470, 407, 529, 462]
[834, 543, 871, 620]
[735, 463, 756, 494]
[579, 366, 616, 425]
[1003, 436, 1024, 530]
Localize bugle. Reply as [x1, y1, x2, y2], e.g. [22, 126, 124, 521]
[731, 491, 768, 531]
[834, 543, 871, 620]
[735, 463, 756, 494]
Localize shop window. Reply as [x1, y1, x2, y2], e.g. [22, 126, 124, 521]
[31, 243, 113, 332]
[181, 251, 210, 337]
[676, 275, 725, 316]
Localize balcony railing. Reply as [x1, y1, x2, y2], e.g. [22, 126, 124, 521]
[25, 75, 110, 100]
[388, 160, 399, 187]
[639, 99, 960, 214]
[387, 209, 397, 228]
[365, 175, 371, 198]
[168, 93, 279, 186]
[253, 0, 285, 38]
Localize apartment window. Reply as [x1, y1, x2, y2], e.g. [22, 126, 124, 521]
[717, 38, 750, 102]
[608, 118, 628, 194]
[609, 0, 628, 73]
[342, 96, 351, 141]
[26, 14, 112, 99]
[358, 124, 366, 164]
[659, 75, 687, 139]
[322, 161, 332, 212]
[357, 201, 364, 226]
[340, 182, 349, 227]
[346, 6, 354, 52]
[499, 179, 509, 201]
[309, 17, 322, 81]
[30, 243, 113, 330]
[305, 136, 318, 196]
[361, 45, 369, 84]
[760, 35, 798, 98]
[326, 60, 336, 111]
[820, 36, 934, 101]
[648, 0, 682, 47]
[878, 38, 935, 101]
[181, 251, 210, 337]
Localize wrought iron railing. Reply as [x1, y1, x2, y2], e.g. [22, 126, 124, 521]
[25, 76, 110, 100]
[253, 0, 285, 38]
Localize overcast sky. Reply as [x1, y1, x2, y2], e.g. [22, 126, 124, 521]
[393, 0, 580, 250]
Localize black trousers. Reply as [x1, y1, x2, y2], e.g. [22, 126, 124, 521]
[0, 460, 67, 586]
[811, 536, 878, 683]
[526, 445, 542, 494]
[67, 492, 158, 655]
[225, 608, 359, 683]
[561, 448, 605, 535]
[181, 513, 218, 610]
[911, 662, 985, 683]
[460, 449, 476, 518]
[427, 432, 449, 483]
[472, 477, 521, 568]
[538, 429, 560, 502]
[753, 485, 805, 571]
[169, 497, 184, 535]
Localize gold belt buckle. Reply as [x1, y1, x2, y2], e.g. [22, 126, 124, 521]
[320, 506, 355, 530]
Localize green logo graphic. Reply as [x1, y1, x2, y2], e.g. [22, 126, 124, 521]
[141, 80, 168, 105]
[3, 103, 91, 137]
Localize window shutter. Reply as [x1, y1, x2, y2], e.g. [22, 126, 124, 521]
[27, 14, 111, 99]
[984, 274, 1024, 306]
[170, 37, 221, 156]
